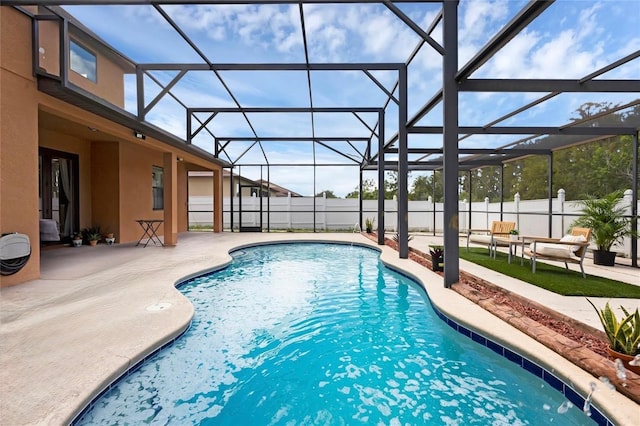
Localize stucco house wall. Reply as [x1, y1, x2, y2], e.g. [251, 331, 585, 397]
[0, 6, 224, 286]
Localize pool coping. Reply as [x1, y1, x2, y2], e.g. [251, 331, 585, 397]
[2, 233, 637, 425]
[374, 240, 639, 426]
[70, 237, 638, 426]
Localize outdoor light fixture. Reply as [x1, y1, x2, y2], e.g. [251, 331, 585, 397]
[133, 130, 146, 140]
[177, 157, 184, 162]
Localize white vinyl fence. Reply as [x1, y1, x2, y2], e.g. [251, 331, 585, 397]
[188, 189, 638, 255]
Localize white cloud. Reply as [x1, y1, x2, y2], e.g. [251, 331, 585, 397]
[486, 29, 539, 78]
[530, 29, 605, 78]
[458, 0, 510, 65]
[65, 0, 636, 188]
[460, 0, 509, 43]
[474, 2, 619, 79]
[166, 3, 302, 54]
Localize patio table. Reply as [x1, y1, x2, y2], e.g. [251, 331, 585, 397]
[135, 219, 164, 247]
[491, 236, 520, 262]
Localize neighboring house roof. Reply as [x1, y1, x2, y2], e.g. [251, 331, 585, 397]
[255, 179, 302, 197]
[189, 171, 301, 196]
[189, 170, 254, 182]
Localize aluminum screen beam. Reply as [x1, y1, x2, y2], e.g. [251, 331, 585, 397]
[632, 133, 639, 267]
[215, 137, 371, 141]
[442, 0, 458, 288]
[385, 148, 550, 155]
[383, 0, 444, 55]
[139, 63, 404, 71]
[4, 0, 444, 4]
[409, 126, 636, 136]
[9, 0, 639, 266]
[460, 79, 640, 92]
[189, 107, 383, 113]
[396, 65, 409, 258]
[378, 109, 386, 245]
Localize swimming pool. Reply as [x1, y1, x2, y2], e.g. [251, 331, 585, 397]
[75, 243, 603, 424]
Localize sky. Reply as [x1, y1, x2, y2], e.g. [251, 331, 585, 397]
[63, 0, 640, 197]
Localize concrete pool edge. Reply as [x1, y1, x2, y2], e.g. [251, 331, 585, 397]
[70, 235, 636, 425]
[6, 233, 633, 425]
[375, 245, 638, 426]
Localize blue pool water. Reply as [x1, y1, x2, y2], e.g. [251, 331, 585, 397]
[76, 243, 599, 424]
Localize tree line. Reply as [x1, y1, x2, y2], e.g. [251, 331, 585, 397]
[316, 102, 638, 202]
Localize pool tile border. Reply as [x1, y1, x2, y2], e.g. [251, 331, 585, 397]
[431, 305, 612, 426]
[71, 322, 192, 425]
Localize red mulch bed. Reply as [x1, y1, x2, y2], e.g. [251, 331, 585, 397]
[365, 233, 640, 404]
[458, 277, 609, 356]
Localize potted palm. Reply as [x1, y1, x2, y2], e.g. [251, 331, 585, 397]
[588, 299, 640, 374]
[82, 226, 102, 247]
[571, 190, 635, 266]
[364, 217, 375, 233]
[429, 245, 444, 272]
[87, 232, 101, 246]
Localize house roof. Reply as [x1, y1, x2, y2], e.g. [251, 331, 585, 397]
[255, 179, 302, 197]
[189, 171, 300, 196]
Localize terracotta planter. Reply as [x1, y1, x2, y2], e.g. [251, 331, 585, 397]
[607, 346, 640, 375]
[89, 240, 98, 247]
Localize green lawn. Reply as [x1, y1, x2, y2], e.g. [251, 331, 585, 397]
[459, 248, 640, 298]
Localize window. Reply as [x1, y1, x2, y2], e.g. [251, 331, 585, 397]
[70, 40, 97, 82]
[152, 166, 164, 210]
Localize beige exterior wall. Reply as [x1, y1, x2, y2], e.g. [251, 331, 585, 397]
[0, 7, 223, 286]
[91, 141, 120, 237]
[189, 174, 263, 198]
[1, 8, 41, 285]
[36, 18, 128, 108]
[118, 143, 164, 238]
[178, 162, 189, 233]
[189, 175, 216, 197]
[37, 19, 61, 77]
[67, 37, 127, 108]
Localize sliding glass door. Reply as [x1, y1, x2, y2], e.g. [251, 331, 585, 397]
[39, 147, 79, 242]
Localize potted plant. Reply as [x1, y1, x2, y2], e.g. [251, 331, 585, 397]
[87, 232, 101, 246]
[509, 229, 519, 241]
[82, 226, 102, 247]
[104, 232, 115, 245]
[72, 232, 83, 247]
[572, 190, 635, 266]
[588, 299, 640, 374]
[365, 217, 375, 233]
[429, 245, 444, 272]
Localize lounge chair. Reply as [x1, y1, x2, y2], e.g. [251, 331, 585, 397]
[522, 227, 592, 278]
[467, 221, 516, 257]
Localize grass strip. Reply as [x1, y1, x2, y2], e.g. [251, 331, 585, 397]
[459, 248, 640, 298]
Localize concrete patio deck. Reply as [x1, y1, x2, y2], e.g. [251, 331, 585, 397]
[1, 232, 638, 425]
